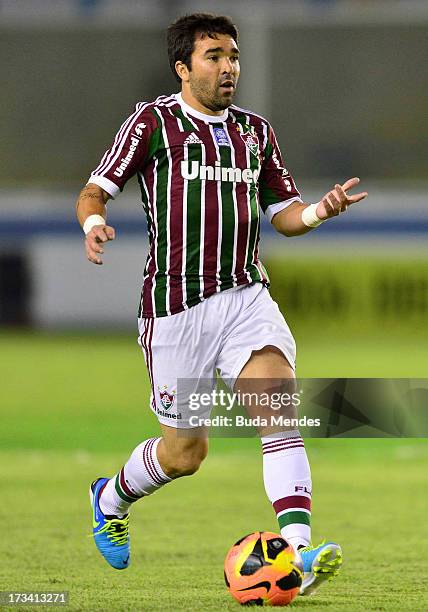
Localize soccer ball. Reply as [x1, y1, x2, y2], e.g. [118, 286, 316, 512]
[224, 531, 303, 606]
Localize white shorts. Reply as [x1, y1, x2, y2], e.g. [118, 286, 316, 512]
[137, 283, 296, 429]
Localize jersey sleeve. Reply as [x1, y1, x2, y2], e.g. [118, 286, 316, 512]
[87, 103, 158, 199]
[258, 123, 302, 222]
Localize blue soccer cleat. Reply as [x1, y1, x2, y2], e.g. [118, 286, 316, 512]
[89, 478, 130, 570]
[299, 541, 342, 595]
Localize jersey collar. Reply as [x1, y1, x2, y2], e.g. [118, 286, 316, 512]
[175, 92, 228, 123]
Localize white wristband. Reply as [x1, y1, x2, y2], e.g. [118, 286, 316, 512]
[83, 214, 106, 235]
[301, 203, 324, 228]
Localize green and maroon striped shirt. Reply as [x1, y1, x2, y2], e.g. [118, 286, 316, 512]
[89, 93, 302, 317]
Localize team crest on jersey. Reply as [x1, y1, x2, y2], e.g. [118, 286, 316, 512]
[236, 123, 259, 157]
[213, 127, 230, 146]
[158, 385, 176, 410]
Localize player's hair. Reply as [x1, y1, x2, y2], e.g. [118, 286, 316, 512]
[167, 13, 239, 83]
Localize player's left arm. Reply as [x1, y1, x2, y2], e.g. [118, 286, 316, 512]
[272, 177, 368, 237]
[258, 123, 368, 236]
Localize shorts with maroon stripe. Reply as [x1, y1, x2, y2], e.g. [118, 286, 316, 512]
[137, 282, 296, 429]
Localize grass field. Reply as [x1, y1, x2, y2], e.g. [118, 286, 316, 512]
[1, 330, 428, 611]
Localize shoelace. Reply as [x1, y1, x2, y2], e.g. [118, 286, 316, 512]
[96, 516, 130, 546]
[299, 540, 326, 554]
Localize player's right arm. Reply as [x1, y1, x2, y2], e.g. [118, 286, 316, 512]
[76, 101, 158, 265]
[76, 184, 115, 265]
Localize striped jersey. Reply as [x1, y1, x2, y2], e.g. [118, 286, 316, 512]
[88, 93, 302, 318]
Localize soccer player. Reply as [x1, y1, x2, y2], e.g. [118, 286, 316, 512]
[76, 13, 367, 595]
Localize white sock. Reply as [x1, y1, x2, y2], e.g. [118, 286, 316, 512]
[99, 437, 171, 517]
[262, 430, 312, 549]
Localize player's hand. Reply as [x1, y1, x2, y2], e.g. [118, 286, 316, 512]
[316, 178, 368, 220]
[85, 224, 116, 265]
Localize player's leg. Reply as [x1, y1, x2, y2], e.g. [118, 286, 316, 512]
[236, 347, 342, 595]
[98, 423, 208, 514]
[90, 425, 208, 570]
[235, 346, 313, 553]
[99, 423, 208, 515]
[217, 284, 342, 595]
[91, 306, 217, 570]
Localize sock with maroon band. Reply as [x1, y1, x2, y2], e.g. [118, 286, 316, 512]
[262, 430, 312, 551]
[99, 437, 171, 517]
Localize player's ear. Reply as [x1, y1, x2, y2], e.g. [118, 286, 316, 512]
[175, 61, 190, 83]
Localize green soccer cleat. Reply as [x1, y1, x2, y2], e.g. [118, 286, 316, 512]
[299, 541, 342, 595]
[89, 478, 130, 570]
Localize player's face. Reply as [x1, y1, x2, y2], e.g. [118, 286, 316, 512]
[187, 34, 240, 112]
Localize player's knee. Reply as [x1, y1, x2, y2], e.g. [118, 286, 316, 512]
[172, 455, 203, 477]
[163, 439, 208, 478]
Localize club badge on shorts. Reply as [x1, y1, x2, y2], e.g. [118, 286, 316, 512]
[158, 385, 176, 410]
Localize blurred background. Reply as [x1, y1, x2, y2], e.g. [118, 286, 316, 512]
[1, 3, 427, 608]
[0, 0, 427, 338]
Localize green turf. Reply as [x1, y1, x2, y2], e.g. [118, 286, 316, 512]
[1, 329, 426, 451]
[2, 443, 428, 611]
[1, 331, 427, 610]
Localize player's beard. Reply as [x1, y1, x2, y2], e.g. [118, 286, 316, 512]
[189, 74, 236, 112]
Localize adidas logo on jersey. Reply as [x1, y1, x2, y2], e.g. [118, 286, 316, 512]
[183, 132, 203, 145]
